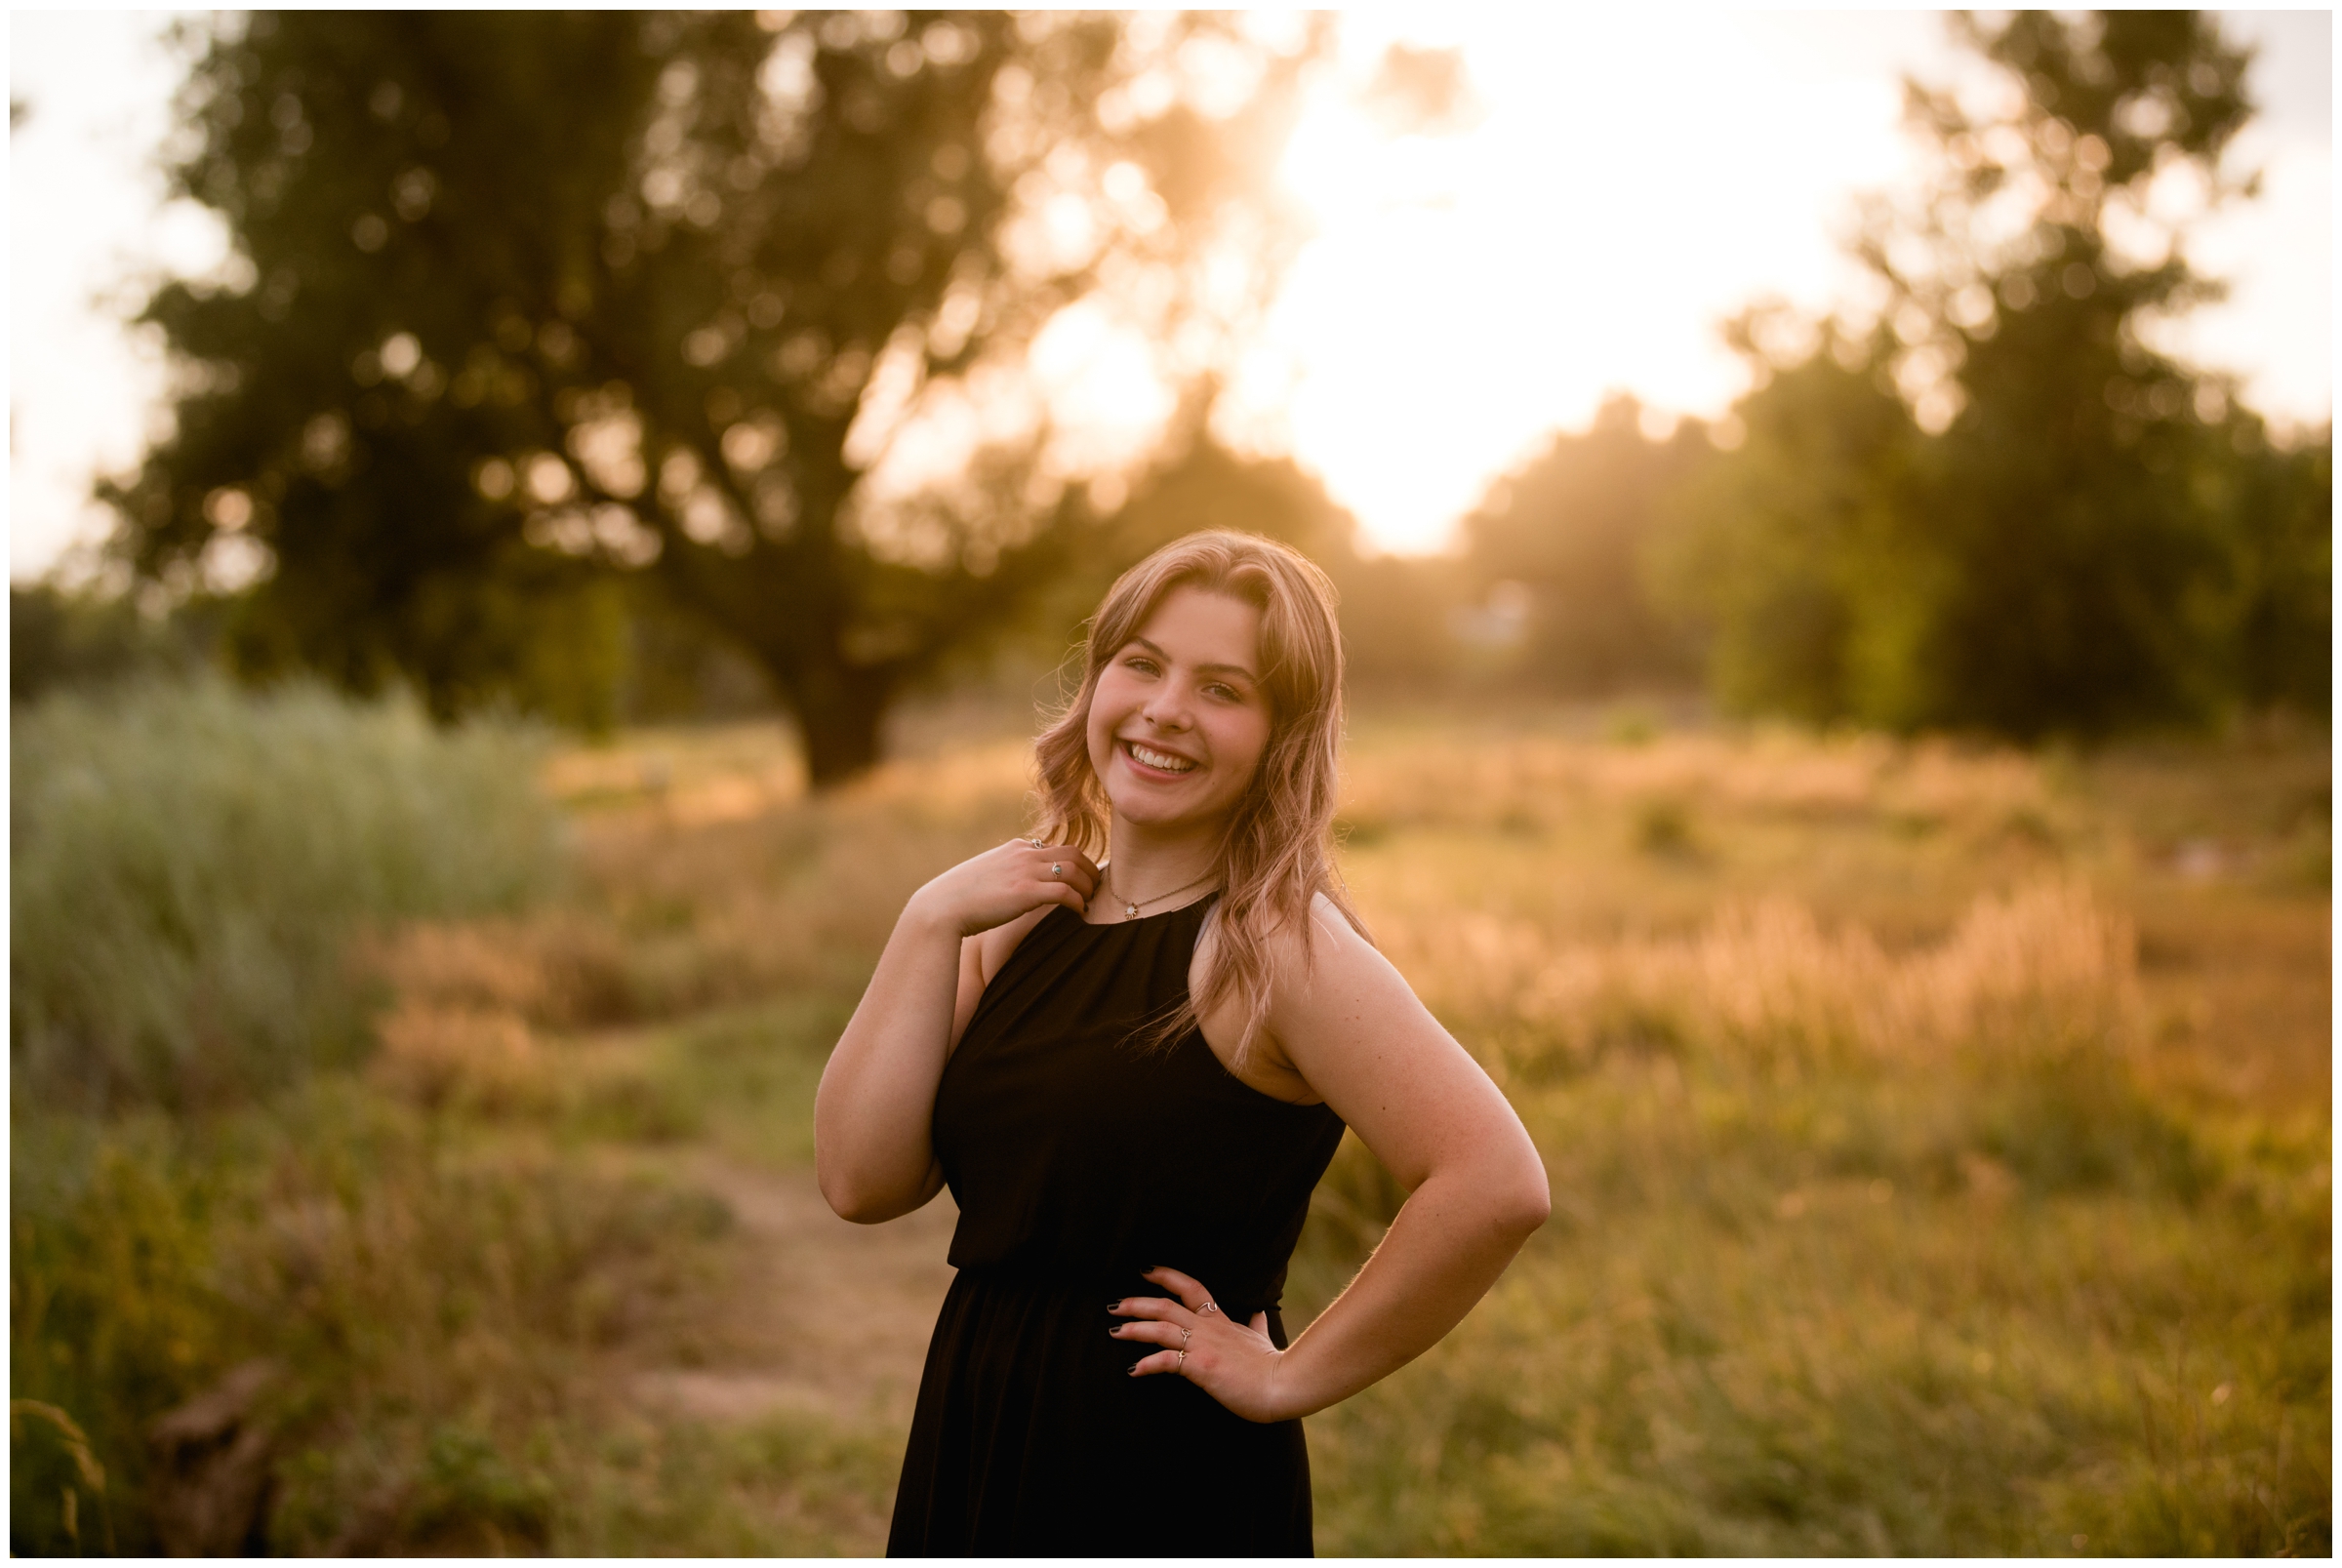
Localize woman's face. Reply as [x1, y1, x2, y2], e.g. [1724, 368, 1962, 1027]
[1086, 584, 1273, 840]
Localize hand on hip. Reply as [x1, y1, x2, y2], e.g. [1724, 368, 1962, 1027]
[1110, 1265, 1293, 1424]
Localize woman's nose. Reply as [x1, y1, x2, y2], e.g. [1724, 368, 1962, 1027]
[1140, 686, 1191, 729]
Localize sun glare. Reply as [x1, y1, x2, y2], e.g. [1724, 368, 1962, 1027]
[4, 14, 2327, 582]
[1214, 12, 1934, 554]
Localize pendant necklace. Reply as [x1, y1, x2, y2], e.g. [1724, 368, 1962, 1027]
[1102, 863, 1218, 921]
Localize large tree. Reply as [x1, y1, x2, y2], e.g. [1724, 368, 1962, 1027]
[108, 12, 1321, 783]
[1849, 10, 2260, 735]
[1665, 11, 2293, 738]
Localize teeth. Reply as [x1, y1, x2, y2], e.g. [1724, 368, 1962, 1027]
[1128, 743, 1195, 773]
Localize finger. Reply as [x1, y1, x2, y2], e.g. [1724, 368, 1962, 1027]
[1126, 1347, 1188, 1379]
[1040, 881, 1086, 916]
[1142, 1266, 1212, 1313]
[1044, 846, 1098, 890]
[1109, 1319, 1188, 1349]
[1033, 851, 1097, 903]
[1250, 1310, 1270, 1336]
[1108, 1295, 1191, 1324]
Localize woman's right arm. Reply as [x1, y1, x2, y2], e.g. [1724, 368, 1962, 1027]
[814, 838, 1095, 1224]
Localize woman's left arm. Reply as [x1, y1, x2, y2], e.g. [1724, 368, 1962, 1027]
[1111, 899, 1551, 1422]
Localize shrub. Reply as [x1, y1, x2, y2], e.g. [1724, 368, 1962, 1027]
[10, 1084, 736, 1553]
[11, 678, 562, 1109]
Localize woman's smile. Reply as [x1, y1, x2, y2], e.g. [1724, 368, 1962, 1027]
[1120, 738, 1199, 777]
[1085, 583, 1272, 837]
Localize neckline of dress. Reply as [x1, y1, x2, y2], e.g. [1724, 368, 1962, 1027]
[1071, 888, 1220, 929]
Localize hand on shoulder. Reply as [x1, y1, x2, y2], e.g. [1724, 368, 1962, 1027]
[909, 836, 1099, 938]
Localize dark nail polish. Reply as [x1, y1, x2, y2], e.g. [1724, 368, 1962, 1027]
[1107, 1300, 1122, 1311]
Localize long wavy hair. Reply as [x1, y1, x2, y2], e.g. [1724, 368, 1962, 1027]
[1031, 530, 1368, 1062]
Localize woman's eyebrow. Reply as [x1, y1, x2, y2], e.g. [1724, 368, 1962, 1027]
[1130, 635, 1259, 682]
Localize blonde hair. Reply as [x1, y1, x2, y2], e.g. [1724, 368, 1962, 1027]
[1031, 530, 1368, 1060]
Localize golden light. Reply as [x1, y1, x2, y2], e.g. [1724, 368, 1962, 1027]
[1219, 12, 1936, 555]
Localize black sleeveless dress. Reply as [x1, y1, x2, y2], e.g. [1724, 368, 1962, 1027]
[886, 895, 1347, 1556]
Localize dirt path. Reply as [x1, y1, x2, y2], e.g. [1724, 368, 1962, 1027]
[630, 1159, 959, 1431]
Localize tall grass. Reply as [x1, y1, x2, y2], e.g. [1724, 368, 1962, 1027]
[9, 705, 2326, 1553]
[9, 1083, 744, 1553]
[12, 679, 562, 1109]
[1292, 835, 2326, 1552]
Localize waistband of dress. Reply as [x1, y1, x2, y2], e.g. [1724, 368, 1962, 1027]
[953, 1258, 1275, 1319]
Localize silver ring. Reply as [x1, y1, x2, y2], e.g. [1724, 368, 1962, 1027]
[1029, 837, 1045, 848]
[1180, 1327, 1191, 1348]
[1175, 1349, 1187, 1372]
[1197, 1301, 1220, 1316]
[1051, 863, 1063, 876]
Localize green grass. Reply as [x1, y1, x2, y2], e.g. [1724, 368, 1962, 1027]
[11, 677, 561, 1110]
[1293, 1059, 2325, 1553]
[10, 1079, 748, 1553]
[543, 1409, 901, 1553]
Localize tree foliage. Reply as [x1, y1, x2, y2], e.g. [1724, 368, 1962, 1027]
[1648, 332, 1927, 724]
[108, 11, 1321, 782]
[1864, 11, 2258, 736]
[1661, 10, 2325, 738]
[9, 584, 220, 704]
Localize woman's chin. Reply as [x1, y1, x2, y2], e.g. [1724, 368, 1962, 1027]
[1105, 785, 1225, 835]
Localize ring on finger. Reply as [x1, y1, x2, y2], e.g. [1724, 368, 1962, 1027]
[1175, 1348, 1187, 1372]
[1029, 837, 1045, 848]
[1180, 1327, 1191, 1348]
[1197, 1301, 1221, 1316]
[1051, 863, 1063, 876]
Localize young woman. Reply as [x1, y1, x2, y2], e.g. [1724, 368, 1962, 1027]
[816, 531, 1550, 1555]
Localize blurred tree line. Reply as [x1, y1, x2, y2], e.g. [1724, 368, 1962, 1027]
[1658, 10, 2330, 736]
[1457, 11, 2327, 736]
[61, 9, 2326, 773]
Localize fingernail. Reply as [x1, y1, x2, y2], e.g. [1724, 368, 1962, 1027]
[1107, 1300, 1122, 1311]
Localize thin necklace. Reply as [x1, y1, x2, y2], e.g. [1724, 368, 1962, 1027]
[1102, 862, 1219, 921]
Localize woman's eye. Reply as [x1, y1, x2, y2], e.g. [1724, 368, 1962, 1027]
[1125, 656, 1158, 675]
[1204, 683, 1239, 702]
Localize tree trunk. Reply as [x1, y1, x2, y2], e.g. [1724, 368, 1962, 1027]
[786, 663, 895, 789]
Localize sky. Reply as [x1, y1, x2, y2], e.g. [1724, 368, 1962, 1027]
[7, 10, 2333, 576]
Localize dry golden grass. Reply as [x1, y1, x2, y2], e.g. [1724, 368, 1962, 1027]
[449, 708, 2337, 1551]
[13, 696, 2327, 1553]
[1291, 708, 2330, 1554]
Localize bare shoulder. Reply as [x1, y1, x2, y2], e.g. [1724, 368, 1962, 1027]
[1192, 891, 1376, 996]
[1200, 890, 1417, 1088]
[1266, 895, 1519, 1192]
[1257, 889, 1451, 1086]
[1269, 892, 1398, 1012]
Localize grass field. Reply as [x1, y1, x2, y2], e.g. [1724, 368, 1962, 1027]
[12, 691, 2329, 1553]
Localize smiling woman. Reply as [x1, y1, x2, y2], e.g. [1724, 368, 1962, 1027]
[1089, 586, 1274, 863]
[813, 530, 1551, 1554]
